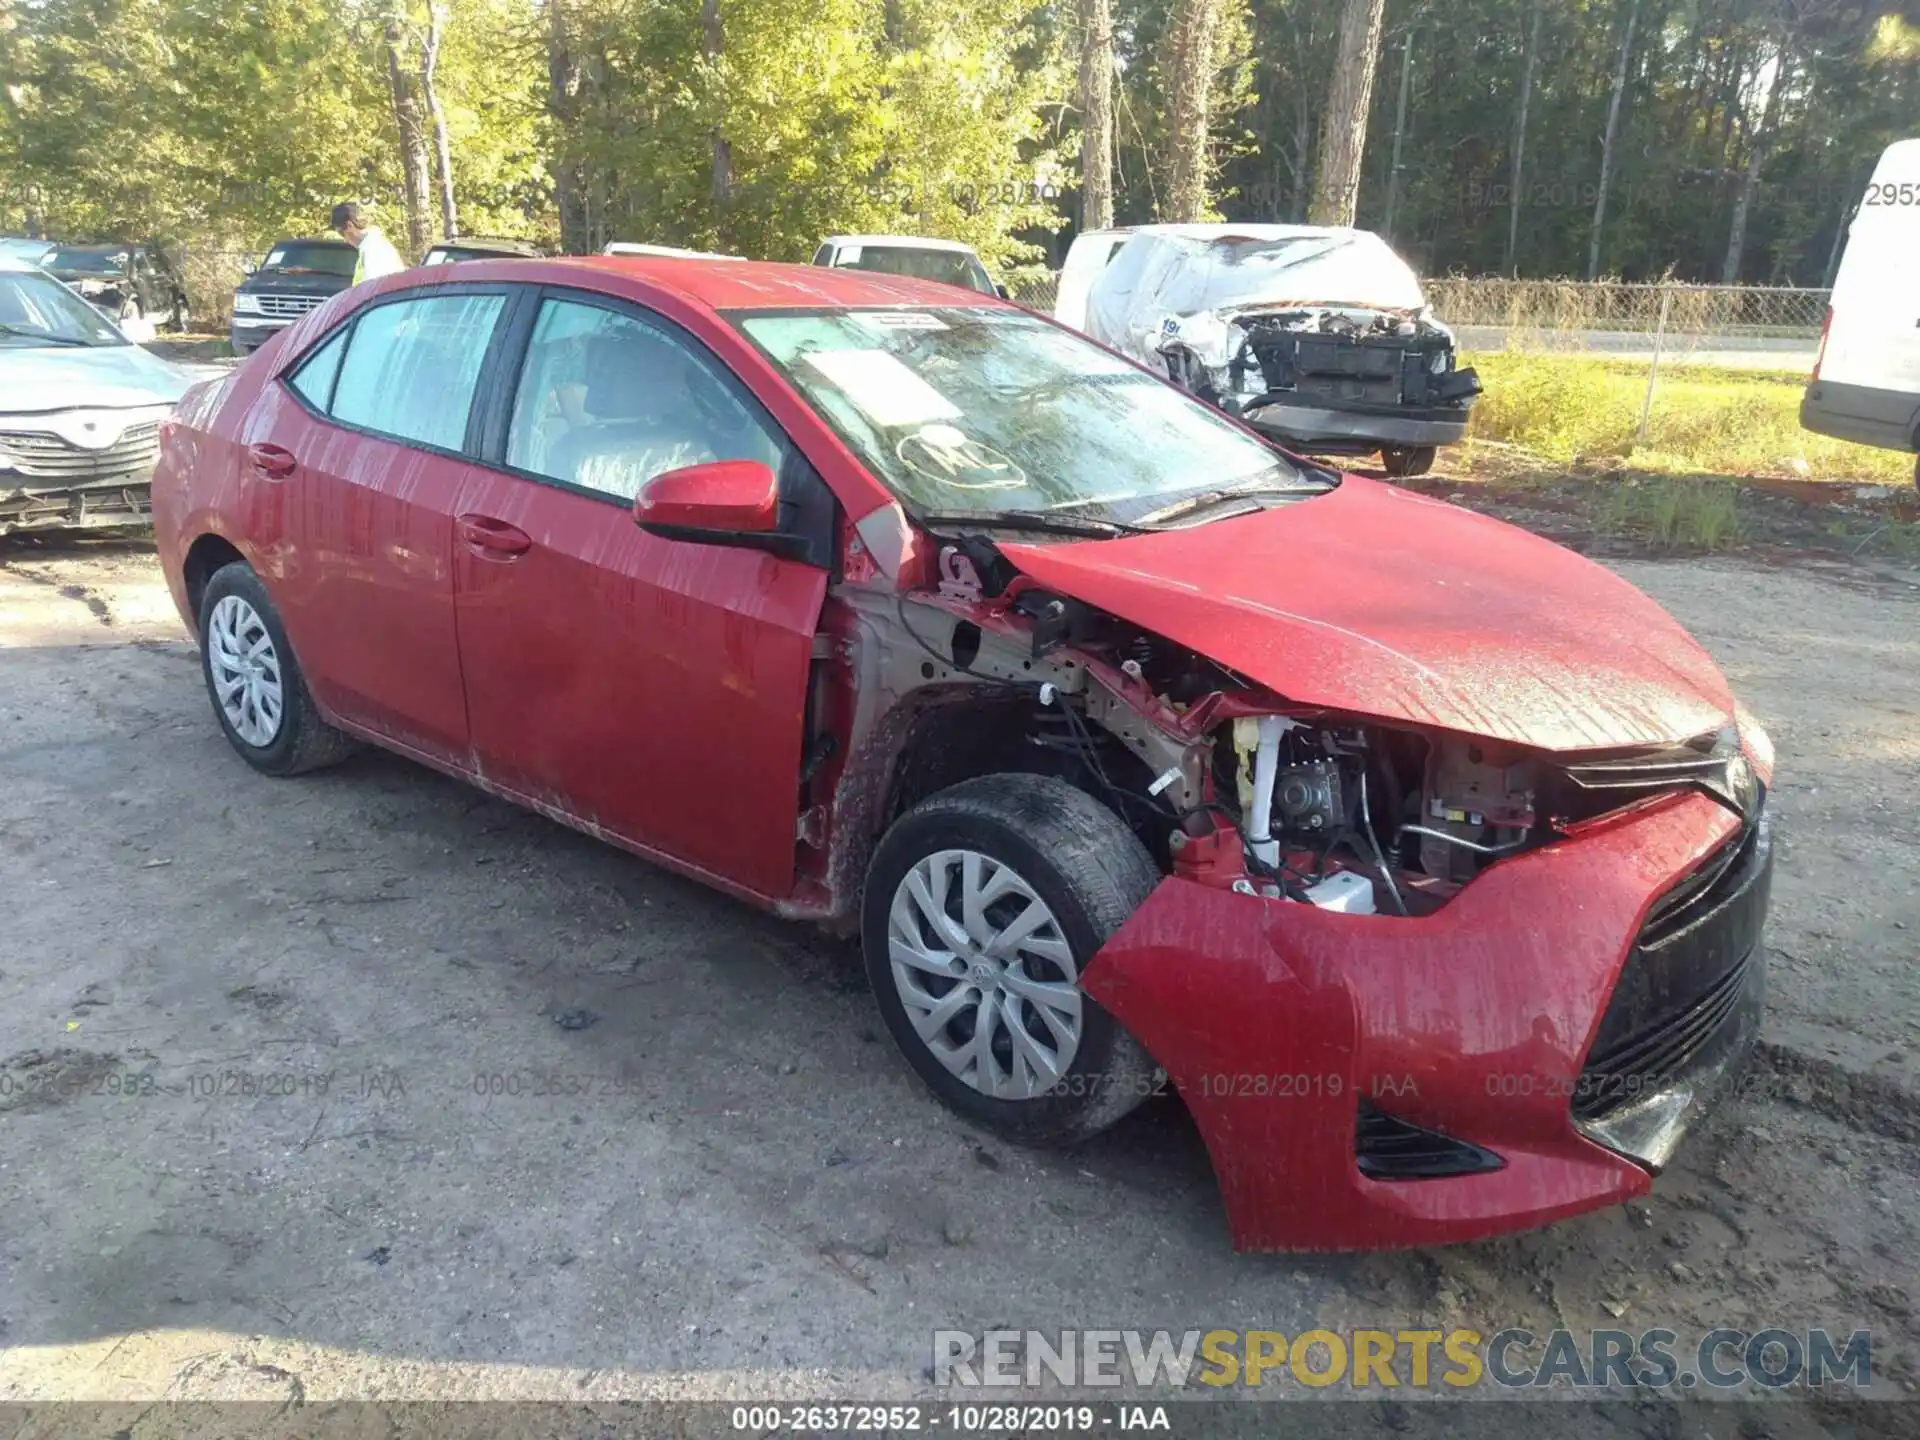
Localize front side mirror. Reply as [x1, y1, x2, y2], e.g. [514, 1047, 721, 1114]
[993, 282, 1011, 300]
[633, 459, 780, 540]
[242, 260, 259, 276]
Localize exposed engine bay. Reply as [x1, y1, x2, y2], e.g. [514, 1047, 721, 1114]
[835, 536, 1750, 925]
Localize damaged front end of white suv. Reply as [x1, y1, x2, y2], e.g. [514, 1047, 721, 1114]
[1081, 225, 1482, 477]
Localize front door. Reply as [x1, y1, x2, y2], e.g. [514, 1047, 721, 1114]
[452, 292, 830, 900]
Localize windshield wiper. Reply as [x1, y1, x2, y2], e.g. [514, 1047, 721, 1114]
[0, 323, 94, 347]
[1133, 480, 1313, 527]
[915, 508, 1152, 539]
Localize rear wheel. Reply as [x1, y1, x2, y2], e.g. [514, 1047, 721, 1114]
[198, 562, 357, 776]
[1380, 444, 1436, 477]
[862, 775, 1163, 1146]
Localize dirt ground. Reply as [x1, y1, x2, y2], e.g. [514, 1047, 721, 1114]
[0, 527, 1916, 1435]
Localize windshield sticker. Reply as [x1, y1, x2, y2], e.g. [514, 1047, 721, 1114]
[850, 311, 949, 332]
[896, 424, 1026, 491]
[800, 347, 962, 428]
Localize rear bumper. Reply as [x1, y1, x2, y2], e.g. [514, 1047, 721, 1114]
[1081, 789, 1767, 1251]
[1800, 379, 1920, 453]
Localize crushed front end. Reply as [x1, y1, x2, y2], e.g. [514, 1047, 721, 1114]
[1163, 306, 1482, 463]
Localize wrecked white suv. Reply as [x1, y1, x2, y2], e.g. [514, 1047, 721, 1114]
[1073, 224, 1480, 477]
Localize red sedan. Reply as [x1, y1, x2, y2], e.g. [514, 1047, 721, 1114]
[152, 256, 1773, 1251]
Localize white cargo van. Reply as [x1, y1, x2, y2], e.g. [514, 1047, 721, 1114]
[1052, 227, 1133, 332]
[1801, 138, 1920, 476]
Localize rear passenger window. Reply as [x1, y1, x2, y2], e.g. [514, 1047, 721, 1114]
[504, 297, 784, 501]
[329, 294, 504, 451]
[287, 328, 348, 411]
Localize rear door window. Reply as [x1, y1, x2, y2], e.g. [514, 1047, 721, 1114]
[287, 327, 349, 410]
[328, 293, 505, 451]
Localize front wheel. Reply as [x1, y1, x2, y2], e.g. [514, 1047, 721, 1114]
[862, 775, 1164, 1146]
[198, 561, 357, 776]
[1380, 445, 1436, 477]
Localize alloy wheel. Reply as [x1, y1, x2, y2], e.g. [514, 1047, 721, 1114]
[207, 594, 284, 748]
[886, 848, 1083, 1099]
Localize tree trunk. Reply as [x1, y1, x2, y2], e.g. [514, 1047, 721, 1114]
[421, 0, 457, 241]
[702, 0, 732, 210]
[546, 0, 589, 253]
[1161, 0, 1221, 221]
[1721, 47, 1791, 284]
[1505, 0, 1541, 275]
[1077, 0, 1114, 231]
[1585, 0, 1639, 281]
[1309, 0, 1386, 225]
[384, 17, 432, 258]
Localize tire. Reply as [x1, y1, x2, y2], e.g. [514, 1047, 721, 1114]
[1380, 445, 1436, 478]
[198, 561, 357, 776]
[862, 774, 1163, 1146]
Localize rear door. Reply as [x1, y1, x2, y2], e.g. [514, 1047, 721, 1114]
[1823, 142, 1920, 404]
[451, 288, 833, 899]
[262, 286, 510, 763]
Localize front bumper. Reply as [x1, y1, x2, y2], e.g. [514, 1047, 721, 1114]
[0, 418, 163, 535]
[1081, 789, 1767, 1251]
[1239, 400, 1470, 449]
[229, 315, 293, 355]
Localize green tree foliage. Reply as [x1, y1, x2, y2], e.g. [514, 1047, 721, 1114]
[1, 0, 1912, 285]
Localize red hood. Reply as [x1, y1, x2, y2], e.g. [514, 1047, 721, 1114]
[1000, 477, 1734, 752]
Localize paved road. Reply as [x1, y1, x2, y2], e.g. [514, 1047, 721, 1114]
[1454, 326, 1819, 372]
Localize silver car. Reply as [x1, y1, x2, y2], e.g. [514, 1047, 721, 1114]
[0, 256, 213, 535]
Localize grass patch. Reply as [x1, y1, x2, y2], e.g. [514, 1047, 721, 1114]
[1603, 476, 1746, 550]
[1463, 351, 1913, 484]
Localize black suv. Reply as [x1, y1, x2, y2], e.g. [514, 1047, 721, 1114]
[43, 244, 187, 329]
[230, 237, 357, 356]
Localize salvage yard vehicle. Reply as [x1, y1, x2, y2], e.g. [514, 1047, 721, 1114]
[152, 256, 1772, 1251]
[420, 237, 547, 265]
[43, 242, 187, 335]
[1077, 223, 1480, 477]
[1800, 137, 1920, 481]
[812, 235, 1003, 296]
[0, 255, 210, 534]
[229, 237, 358, 356]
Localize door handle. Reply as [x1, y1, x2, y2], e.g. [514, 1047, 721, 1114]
[457, 513, 532, 557]
[247, 443, 297, 479]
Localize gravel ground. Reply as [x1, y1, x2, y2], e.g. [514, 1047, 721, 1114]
[0, 537, 1915, 1435]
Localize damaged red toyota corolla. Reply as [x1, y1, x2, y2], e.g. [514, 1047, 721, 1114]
[151, 257, 1773, 1252]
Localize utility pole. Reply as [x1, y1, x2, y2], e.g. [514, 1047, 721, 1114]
[1382, 30, 1414, 241]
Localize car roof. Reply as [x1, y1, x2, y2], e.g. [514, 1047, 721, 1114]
[430, 237, 542, 253]
[0, 253, 48, 273]
[820, 234, 980, 254]
[48, 242, 140, 254]
[392, 255, 1014, 311]
[1124, 222, 1364, 244]
[269, 236, 355, 248]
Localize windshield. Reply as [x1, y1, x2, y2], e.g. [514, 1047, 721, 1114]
[0, 269, 127, 347]
[732, 306, 1326, 523]
[259, 242, 357, 277]
[47, 248, 127, 275]
[835, 247, 995, 294]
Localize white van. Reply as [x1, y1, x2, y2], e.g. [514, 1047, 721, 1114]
[1801, 138, 1920, 473]
[1052, 228, 1133, 332]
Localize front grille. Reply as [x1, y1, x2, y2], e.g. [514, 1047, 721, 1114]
[0, 422, 160, 482]
[1575, 803, 1772, 1127]
[255, 293, 326, 320]
[1355, 1101, 1504, 1180]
